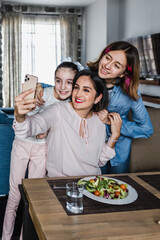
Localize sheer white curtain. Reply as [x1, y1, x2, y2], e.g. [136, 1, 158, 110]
[22, 15, 61, 85]
[60, 14, 78, 61]
[2, 12, 79, 107]
[2, 13, 22, 107]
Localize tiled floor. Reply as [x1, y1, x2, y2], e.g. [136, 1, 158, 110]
[0, 196, 22, 239]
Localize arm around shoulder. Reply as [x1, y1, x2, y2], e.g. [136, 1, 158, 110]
[121, 94, 153, 138]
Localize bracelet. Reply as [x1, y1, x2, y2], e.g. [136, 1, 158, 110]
[108, 137, 118, 143]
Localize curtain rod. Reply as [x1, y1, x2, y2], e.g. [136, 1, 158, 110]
[22, 12, 82, 17]
[22, 12, 60, 16]
[26, 13, 82, 17]
[1, 11, 82, 17]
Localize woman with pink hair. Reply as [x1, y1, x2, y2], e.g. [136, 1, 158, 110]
[87, 41, 153, 174]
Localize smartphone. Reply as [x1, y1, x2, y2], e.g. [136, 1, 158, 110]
[22, 74, 38, 99]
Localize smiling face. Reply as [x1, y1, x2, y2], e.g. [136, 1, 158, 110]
[98, 50, 127, 81]
[72, 75, 101, 118]
[54, 67, 76, 100]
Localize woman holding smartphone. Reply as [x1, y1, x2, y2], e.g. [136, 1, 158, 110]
[13, 69, 122, 177]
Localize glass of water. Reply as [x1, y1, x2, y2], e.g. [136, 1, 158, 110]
[66, 182, 84, 214]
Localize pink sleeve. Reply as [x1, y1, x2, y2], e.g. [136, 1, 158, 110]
[99, 144, 116, 167]
[13, 104, 59, 139]
[13, 115, 48, 138]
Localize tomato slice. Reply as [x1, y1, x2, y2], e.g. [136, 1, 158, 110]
[120, 184, 127, 190]
[90, 179, 94, 183]
[115, 191, 120, 197]
[94, 190, 100, 196]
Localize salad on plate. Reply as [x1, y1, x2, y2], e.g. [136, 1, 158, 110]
[78, 176, 128, 200]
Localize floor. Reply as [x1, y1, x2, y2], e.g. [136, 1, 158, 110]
[0, 195, 22, 240]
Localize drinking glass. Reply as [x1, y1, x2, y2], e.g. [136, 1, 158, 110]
[66, 182, 84, 214]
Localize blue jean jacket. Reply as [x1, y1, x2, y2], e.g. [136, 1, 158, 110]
[106, 85, 153, 167]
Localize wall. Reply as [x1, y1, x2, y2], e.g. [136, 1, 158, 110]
[119, 0, 160, 39]
[107, 0, 120, 44]
[85, 0, 107, 63]
[85, 0, 160, 62]
[118, 0, 160, 108]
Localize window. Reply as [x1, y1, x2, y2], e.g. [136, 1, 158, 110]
[1, 7, 80, 108]
[22, 15, 61, 85]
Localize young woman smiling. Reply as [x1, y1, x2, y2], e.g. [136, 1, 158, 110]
[87, 41, 153, 174]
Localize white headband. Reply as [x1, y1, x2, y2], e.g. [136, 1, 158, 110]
[61, 56, 84, 71]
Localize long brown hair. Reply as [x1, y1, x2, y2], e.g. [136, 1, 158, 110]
[87, 41, 140, 100]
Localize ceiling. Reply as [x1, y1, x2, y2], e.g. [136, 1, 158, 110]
[2, 0, 97, 7]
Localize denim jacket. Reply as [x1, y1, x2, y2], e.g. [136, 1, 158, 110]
[106, 85, 153, 166]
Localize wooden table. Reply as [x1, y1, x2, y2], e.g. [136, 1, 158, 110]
[21, 172, 160, 240]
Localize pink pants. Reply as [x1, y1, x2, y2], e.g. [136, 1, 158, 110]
[2, 138, 47, 240]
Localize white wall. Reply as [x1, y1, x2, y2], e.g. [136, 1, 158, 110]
[85, 0, 160, 62]
[107, 0, 120, 44]
[120, 0, 160, 39]
[85, 0, 107, 63]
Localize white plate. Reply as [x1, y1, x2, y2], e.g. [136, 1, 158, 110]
[80, 176, 138, 205]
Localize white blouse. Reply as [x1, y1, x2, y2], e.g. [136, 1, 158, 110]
[14, 102, 116, 177]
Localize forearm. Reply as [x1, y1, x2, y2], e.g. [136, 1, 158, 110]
[14, 113, 26, 123]
[99, 144, 116, 167]
[121, 94, 153, 138]
[13, 116, 31, 139]
[106, 136, 119, 148]
[14, 114, 49, 139]
[120, 118, 153, 138]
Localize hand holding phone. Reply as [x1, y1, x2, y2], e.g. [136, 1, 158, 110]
[22, 74, 38, 99]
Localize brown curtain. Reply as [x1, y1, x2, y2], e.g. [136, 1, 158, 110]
[2, 12, 22, 107]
